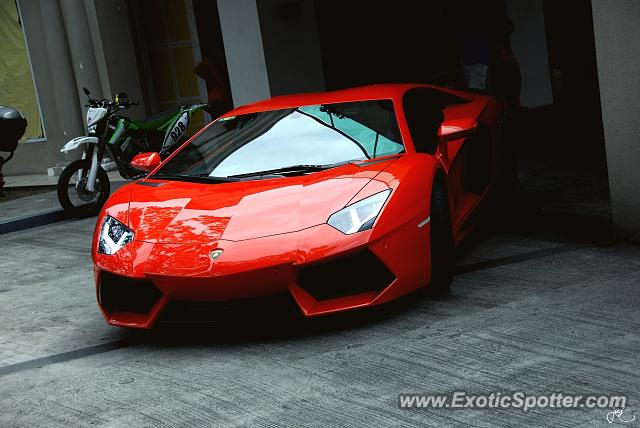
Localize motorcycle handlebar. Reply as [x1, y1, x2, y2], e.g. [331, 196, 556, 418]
[117, 101, 139, 109]
[82, 89, 139, 107]
[84, 100, 139, 108]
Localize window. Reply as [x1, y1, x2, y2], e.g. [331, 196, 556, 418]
[154, 100, 403, 180]
[299, 101, 403, 157]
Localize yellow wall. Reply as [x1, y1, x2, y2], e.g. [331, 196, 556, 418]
[0, 0, 42, 142]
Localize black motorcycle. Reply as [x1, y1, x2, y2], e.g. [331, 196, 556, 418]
[0, 106, 27, 192]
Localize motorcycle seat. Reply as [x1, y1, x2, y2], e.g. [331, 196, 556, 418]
[133, 109, 179, 131]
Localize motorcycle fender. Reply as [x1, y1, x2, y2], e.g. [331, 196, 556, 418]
[60, 136, 99, 153]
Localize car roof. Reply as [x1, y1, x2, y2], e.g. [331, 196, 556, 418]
[223, 83, 474, 116]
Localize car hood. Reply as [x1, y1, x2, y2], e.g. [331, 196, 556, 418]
[127, 160, 395, 243]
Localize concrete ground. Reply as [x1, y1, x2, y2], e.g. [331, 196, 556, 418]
[4, 171, 124, 188]
[1, 119, 638, 426]
[0, 184, 123, 222]
[0, 204, 638, 426]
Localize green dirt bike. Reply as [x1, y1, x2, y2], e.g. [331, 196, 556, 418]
[57, 87, 208, 215]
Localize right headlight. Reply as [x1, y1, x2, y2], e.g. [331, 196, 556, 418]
[98, 216, 134, 255]
[327, 189, 391, 234]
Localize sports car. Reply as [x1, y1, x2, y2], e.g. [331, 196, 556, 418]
[92, 84, 504, 328]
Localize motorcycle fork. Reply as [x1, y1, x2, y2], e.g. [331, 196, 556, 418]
[78, 147, 88, 181]
[84, 143, 98, 192]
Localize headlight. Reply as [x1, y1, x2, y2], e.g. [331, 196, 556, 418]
[98, 216, 134, 255]
[327, 189, 391, 234]
[87, 124, 97, 134]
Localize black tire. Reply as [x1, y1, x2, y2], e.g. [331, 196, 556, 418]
[428, 177, 454, 295]
[57, 159, 110, 217]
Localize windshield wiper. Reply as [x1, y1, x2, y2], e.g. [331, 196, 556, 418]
[151, 173, 239, 183]
[227, 163, 347, 179]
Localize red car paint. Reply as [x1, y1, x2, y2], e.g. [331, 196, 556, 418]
[92, 83, 503, 328]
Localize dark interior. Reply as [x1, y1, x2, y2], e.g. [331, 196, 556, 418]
[314, 0, 611, 243]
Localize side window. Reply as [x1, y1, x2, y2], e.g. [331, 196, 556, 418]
[403, 88, 467, 154]
[299, 100, 404, 158]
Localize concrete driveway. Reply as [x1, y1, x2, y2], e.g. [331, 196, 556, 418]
[0, 215, 638, 427]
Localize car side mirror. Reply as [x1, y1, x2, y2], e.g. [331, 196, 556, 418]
[131, 152, 161, 172]
[438, 118, 478, 142]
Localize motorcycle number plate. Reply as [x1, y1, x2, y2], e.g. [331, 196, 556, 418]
[169, 112, 189, 145]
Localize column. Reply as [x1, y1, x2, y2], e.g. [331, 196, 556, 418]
[216, 0, 325, 107]
[59, 0, 105, 106]
[592, 0, 640, 240]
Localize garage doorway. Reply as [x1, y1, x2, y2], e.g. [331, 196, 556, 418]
[315, 0, 612, 243]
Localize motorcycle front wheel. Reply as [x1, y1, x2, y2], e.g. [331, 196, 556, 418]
[57, 159, 110, 216]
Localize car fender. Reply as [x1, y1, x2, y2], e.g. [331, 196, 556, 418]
[367, 153, 443, 238]
[60, 136, 99, 153]
[360, 153, 443, 303]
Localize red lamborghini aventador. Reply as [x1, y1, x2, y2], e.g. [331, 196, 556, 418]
[92, 84, 504, 328]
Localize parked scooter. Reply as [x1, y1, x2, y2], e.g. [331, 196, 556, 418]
[57, 87, 208, 215]
[0, 106, 27, 192]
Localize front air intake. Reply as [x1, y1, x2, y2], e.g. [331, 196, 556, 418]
[298, 250, 395, 301]
[99, 271, 162, 314]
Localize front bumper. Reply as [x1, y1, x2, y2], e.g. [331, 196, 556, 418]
[94, 221, 430, 328]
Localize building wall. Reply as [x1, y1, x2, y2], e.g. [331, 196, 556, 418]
[90, 0, 146, 116]
[0, 0, 43, 143]
[6, 0, 145, 175]
[217, 0, 324, 107]
[315, 1, 459, 90]
[257, 0, 324, 97]
[130, 0, 208, 133]
[7, 0, 83, 175]
[217, 0, 270, 107]
[591, 0, 640, 239]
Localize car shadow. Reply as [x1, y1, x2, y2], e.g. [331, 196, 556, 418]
[115, 186, 612, 349]
[120, 287, 454, 347]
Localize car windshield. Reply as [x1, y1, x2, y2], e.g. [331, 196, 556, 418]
[152, 99, 403, 181]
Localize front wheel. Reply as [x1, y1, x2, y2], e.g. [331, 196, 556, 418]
[57, 159, 110, 216]
[427, 179, 454, 295]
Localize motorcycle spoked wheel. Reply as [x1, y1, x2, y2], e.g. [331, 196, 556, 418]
[57, 159, 110, 217]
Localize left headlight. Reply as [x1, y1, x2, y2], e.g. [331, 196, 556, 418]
[98, 216, 134, 255]
[327, 189, 391, 234]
